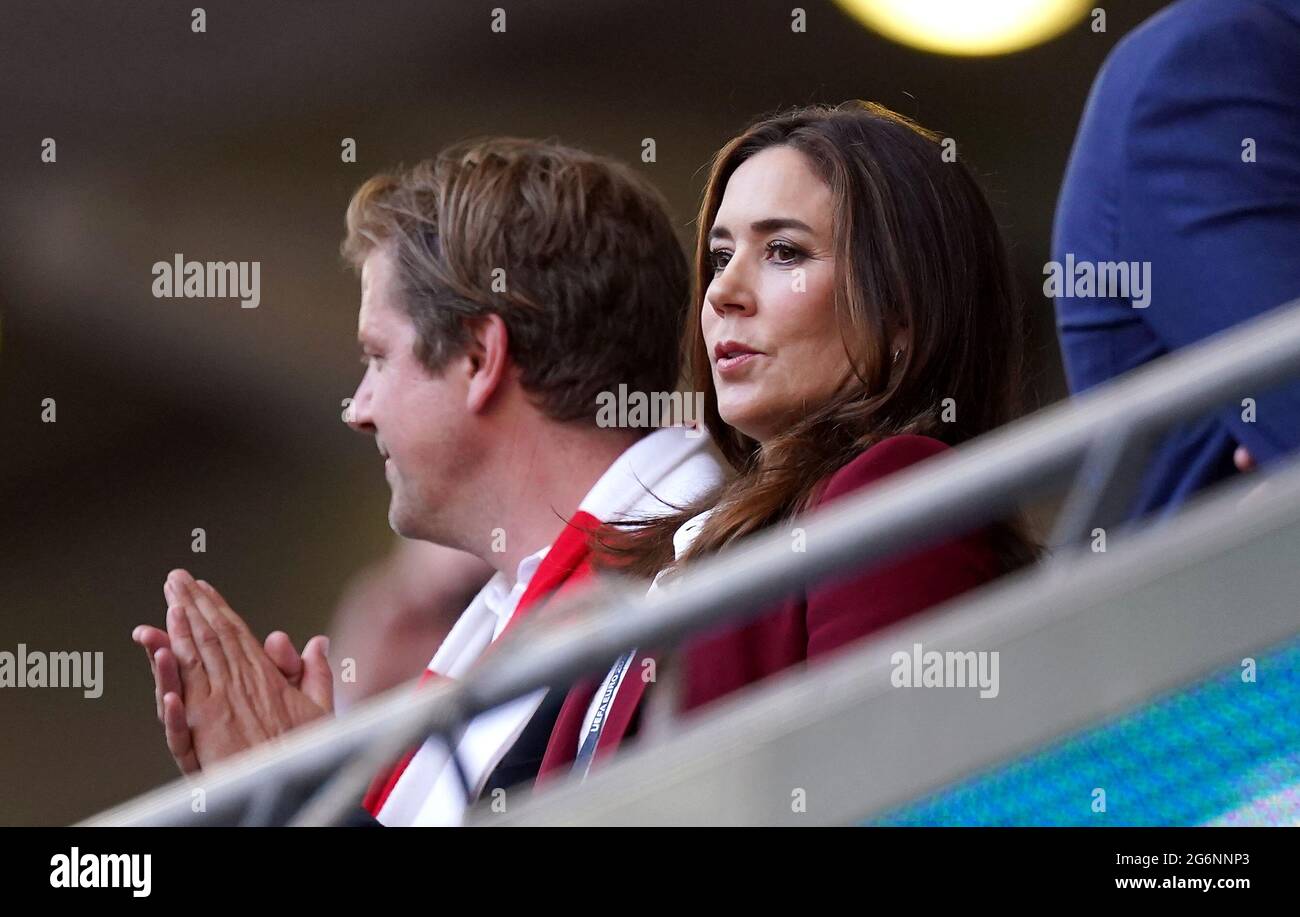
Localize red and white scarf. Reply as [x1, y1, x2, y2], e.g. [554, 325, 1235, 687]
[366, 426, 723, 826]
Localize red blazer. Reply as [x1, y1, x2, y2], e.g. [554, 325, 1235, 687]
[536, 434, 1005, 781]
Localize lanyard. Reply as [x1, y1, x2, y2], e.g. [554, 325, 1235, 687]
[572, 649, 637, 779]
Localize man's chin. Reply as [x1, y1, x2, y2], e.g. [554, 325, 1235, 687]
[387, 502, 413, 537]
[388, 513, 412, 538]
[387, 501, 430, 542]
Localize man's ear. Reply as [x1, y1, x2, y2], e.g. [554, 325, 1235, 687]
[463, 313, 511, 414]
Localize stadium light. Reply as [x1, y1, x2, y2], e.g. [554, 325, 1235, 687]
[834, 0, 1094, 56]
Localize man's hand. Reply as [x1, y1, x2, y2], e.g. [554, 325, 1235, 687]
[1235, 445, 1256, 473]
[133, 570, 333, 774]
[132, 621, 309, 774]
[1232, 444, 1274, 510]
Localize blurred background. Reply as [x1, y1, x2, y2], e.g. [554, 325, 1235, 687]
[0, 0, 1171, 825]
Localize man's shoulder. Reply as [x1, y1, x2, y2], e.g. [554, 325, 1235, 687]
[1099, 0, 1300, 100]
[1058, 0, 1300, 255]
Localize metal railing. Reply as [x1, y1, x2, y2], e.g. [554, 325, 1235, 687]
[479, 451, 1300, 825]
[83, 297, 1300, 827]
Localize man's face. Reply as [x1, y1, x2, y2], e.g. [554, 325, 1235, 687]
[347, 246, 474, 543]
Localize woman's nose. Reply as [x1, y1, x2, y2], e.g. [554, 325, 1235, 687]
[707, 259, 757, 317]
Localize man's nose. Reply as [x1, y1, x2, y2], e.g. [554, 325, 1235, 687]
[345, 382, 375, 435]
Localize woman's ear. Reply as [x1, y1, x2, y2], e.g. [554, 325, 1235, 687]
[464, 313, 510, 414]
[889, 321, 911, 357]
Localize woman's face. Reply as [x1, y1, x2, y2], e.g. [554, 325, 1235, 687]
[702, 145, 850, 443]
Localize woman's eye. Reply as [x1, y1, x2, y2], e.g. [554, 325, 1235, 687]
[708, 248, 732, 273]
[767, 241, 803, 264]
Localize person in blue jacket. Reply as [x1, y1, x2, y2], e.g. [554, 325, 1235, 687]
[1053, 0, 1300, 520]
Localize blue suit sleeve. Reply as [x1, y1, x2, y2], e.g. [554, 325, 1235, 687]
[1119, 1, 1300, 462]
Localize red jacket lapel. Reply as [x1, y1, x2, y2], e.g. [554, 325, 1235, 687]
[593, 652, 650, 756]
[535, 675, 602, 782]
[535, 651, 653, 782]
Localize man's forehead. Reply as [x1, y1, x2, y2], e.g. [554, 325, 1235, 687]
[356, 246, 411, 342]
[356, 258, 386, 337]
[357, 283, 405, 344]
[356, 296, 375, 340]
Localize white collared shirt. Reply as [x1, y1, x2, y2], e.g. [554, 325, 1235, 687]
[377, 546, 551, 827]
[376, 427, 725, 826]
[485, 548, 549, 642]
[421, 545, 549, 681]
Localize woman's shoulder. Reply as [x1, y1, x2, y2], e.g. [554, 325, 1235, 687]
[816, 434, 951, 506]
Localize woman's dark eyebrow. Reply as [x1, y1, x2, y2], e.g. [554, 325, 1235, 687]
[751, 217, 814, 234]
[709, 218, 815, 242]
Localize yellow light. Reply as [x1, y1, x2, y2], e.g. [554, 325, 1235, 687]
[834, 0, 1094, 56]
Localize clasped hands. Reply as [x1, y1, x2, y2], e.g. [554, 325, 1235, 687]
[132, 569, 333, 774]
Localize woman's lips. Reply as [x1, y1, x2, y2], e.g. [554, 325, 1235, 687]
[713, 339, 764, 375]
[716, 351, 762, 374]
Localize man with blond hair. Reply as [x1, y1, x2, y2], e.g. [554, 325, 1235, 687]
[134, 138, 723, 825]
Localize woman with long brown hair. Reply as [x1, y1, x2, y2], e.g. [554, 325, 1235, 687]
[534, 101, 1040, 778]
